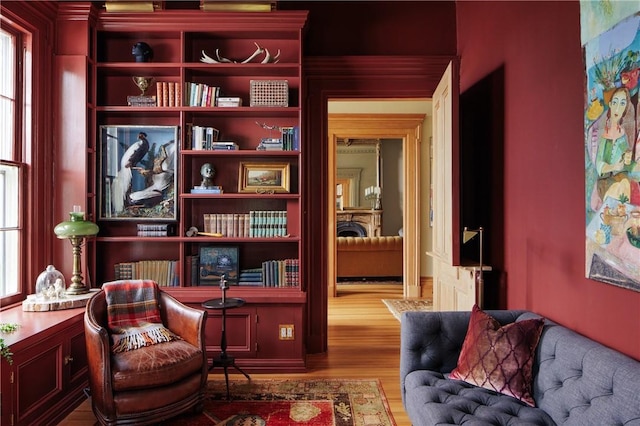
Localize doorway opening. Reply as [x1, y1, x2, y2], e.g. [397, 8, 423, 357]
[327, 110, 425, 298]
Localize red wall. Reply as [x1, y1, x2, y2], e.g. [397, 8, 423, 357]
[457, 1, 640, 360]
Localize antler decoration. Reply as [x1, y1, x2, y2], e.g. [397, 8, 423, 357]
[201, 42, 280, 64]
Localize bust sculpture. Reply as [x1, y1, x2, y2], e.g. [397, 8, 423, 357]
[200, 163, 216, 188]
[131, 41, 153, 63]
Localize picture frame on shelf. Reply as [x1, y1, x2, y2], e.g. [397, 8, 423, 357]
[99, 125, 179, 220]
[198, 246, 239, 285]
[238, 162, 290, 193]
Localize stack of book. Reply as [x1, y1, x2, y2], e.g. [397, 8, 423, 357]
[210, 141, 239, 150]
[217, 96, 242, 107]
[261, 258, 299, 287]
[191, 185, 223, 194]
[238, 268, 263, 286]
[137, 223, 174, 237]
[257, 137, 283, 150]
[114, 260, 179, 287]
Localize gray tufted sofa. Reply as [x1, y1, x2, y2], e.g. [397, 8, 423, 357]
[400, 310, 640, 425]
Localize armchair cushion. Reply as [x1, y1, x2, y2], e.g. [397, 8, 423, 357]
[111, 339, 204, 392]
[104, 280, 179, 353]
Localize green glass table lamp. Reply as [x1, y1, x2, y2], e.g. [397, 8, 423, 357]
[54, 206, 99, 295]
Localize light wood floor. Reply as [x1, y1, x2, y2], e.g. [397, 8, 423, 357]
[59, 283, 417, 425]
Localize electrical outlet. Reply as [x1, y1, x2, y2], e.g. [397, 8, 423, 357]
[278, 324, 294, 340]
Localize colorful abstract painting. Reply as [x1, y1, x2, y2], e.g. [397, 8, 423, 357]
[582, 2, 640, 291]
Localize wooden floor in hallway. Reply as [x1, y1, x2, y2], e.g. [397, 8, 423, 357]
[59, 282, 416, 425]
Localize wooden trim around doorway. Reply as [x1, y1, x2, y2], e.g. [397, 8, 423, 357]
[328, 113, 425, 298]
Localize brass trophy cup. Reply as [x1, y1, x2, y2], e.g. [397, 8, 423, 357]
[128, 76, 156, 106]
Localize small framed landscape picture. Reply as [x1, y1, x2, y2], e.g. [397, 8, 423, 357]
[238, 162, 290, 193]
[198, 246, 239, 285]
[99, 125, 179, 220]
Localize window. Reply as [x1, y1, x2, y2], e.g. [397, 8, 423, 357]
[1, 23, 28, 305]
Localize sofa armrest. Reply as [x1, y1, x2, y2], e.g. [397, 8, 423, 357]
[399, 310, 527, 403]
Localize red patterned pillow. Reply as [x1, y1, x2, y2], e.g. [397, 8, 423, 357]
[449, 305, 544, 407]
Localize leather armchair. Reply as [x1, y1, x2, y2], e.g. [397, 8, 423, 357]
[84, 289, 208, 425]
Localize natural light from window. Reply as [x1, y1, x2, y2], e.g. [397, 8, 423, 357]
[0, 27, 19, 298]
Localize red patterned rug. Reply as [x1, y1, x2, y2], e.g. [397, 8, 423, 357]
[163, 378, 396, 426]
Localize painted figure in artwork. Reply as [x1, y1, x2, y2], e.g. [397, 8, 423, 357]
[594, 87, 640, 205]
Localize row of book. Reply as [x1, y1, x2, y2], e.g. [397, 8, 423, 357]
[155, 81, 181, 107]
[137, 223, 174, 237]
[203, 211, 288, 238]
[184, 83, 243, 108]
[238, 259, 299, 287]
[185, 124, 240, 151]
[114, 260, 179, 287]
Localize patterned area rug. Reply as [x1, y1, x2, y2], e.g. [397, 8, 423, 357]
[382, 299, 433, 321]
[164, 378, 396, 425]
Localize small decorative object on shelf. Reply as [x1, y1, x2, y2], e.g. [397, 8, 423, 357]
[35, 265, 66, 300]
[255, 122, 298, 150]
[128, 76, 157, 106]
[54, 205, 100, 295]
[200, 162, 216, 187]
[131, 41, 153, 62]
[250, 80, 288, 107]
[200, 42, 280, 64]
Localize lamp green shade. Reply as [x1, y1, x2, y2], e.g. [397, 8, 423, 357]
[54, 211, 99, 238]
[54, 209, 99, 295]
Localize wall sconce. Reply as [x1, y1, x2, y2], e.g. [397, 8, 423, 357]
[54, 206, 99, 295]
[463, 226, 484, 307]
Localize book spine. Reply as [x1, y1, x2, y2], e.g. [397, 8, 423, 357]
[156, 82, 162, 106]
[168, 82, 175, 107]
[162, 81, 168, 107]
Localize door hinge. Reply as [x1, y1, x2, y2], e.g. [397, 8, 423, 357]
[10, 371, 14, 384]
[255, 342, 258, 352]
[255, 314, 259, 323]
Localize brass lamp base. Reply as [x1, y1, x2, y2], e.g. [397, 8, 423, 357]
[65, 237, 90, 295]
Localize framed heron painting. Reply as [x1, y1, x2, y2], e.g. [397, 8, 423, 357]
[99, 125, 179, 220]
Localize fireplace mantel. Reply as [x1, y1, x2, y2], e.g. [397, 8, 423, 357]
[337, 208, 382, 237]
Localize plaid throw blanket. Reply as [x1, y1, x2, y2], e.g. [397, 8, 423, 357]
[103, 279, 179, 353]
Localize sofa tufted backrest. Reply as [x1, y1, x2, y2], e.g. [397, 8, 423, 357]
[336, 236, 402, 251]
[516, 312, 640, 425]
[400, 310, 526, 404]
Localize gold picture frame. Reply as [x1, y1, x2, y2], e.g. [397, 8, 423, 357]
[239, 162, 290, 193]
